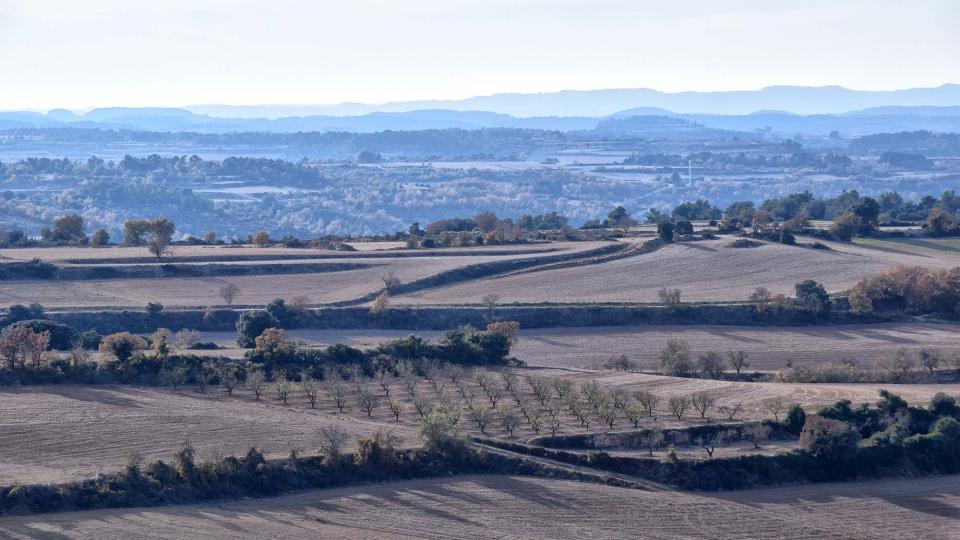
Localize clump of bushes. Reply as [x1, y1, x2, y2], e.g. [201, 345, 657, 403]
[847, 266, 960, 316]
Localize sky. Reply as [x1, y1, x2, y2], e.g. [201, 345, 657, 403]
[0, 0, 957, 110]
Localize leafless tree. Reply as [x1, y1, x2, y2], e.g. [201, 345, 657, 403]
[219, 283, 241, 307]
[877, 348, 915, 382]
[245, 370, 266, 400]
[641, 428, 664, 456]
[327, 376, 347, 412]
[728, 350, 750, 375]
[413, 396, 433, 419]
[375, 367, 392, 396]
[597, 401, 618, 429]
[920, 349, 942, 376]
[318, 426, 348, 462]
[300, 375, 321, 408]
[357, 385, 378, 417]
[481, 293, 500, 321]
[634, 390, 659, 418]
[498, 404, 521, 438]
[389, 398, 403, 421]
[695, 430, 728, 458]
[746, 423, 772, 449]
[762, 396, 789, 421]
[718, 401, 744, 420]
[272, 375, 292, 405]
[547, 414, 562, 437]
[469, 402, 494, 434]
[526, 374, 551, 405]
[668, 395, 691, 419]
[625, 404, 645, 428]
[690, 391, 716, 419]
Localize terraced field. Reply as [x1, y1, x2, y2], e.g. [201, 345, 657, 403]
[0, 385, 417, 485]
[197, 323, 960, 371]
[395, 237, 960, 305]
[0, 241, 612, 308]
[2, 474, 957, 539]
[509, 323, 960, 371]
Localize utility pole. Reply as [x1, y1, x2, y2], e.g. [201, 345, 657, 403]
[688, 159, 693, 187]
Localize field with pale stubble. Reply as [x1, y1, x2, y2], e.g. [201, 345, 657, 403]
[1, 474, 957, 539]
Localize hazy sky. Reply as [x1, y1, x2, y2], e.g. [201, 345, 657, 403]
[1, 0, 957, 110]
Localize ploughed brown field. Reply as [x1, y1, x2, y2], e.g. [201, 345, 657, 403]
[1, 474, 957, 539]
[395, 237, 960, 305]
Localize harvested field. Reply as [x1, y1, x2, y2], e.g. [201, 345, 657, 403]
[193, 323, 960, 372]
[510, 323, 960, 371]
[0, 242, 611, 308]
[536, 369, 960, 423]
[395, 237, 959, 305]
[0, 386, 415, 485]
[2, 474, 957, 539]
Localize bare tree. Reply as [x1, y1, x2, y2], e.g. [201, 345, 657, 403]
[877, 348, 915, 382]
[920, 349, 942, 376]
[761, 396, 789, 421]
[695, 430, 728, 458]
[413, 396, 433, 419]
[272, 375, 292, 405]
[728, 350, 750, 376]
[718, 401, 744, 421]
[381, 271, 401, 290]
[547, 414, 562, 437]
[634, 390, 659, 418]
[625, 404, 645, 428]
[528, 410, 543, 434]
[444, 362, 464, 385]
[469, 402, 494, 434]
[690, 391, 716, 420]
[668, 395, 691, 420]
[657, 287, 682, 306]
[553, 379, 575, 401]
[481, 293, 500, 321]
[746, 423, 772, 449]
[597, 401, 618, 429]
[610, 388, 629, 412]
[641, 428, 664, 456]
[300, 375, 321, 408]
[375, 367, 392, 396]
[196, 364, 215, 393]
[526, 375, 551, 406]
[219, 283, 241, 307]
[389, 398, 403, 421]
[497, 404, 521, 438]
[500, 371, 519, 394]
[483, 379, 503, 407]
[246, 370, 266, 400]
[357, 385, 379, 417]
[327, 375, 348, 412]
[698, 352, 724, 379]
[318, 426, 348, 462]
[568, 397, 590, 428]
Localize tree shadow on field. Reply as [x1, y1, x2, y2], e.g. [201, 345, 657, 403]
[704, 476, 960, 520]
[677, 242, 717, 253]
[0, 385, 143, 408]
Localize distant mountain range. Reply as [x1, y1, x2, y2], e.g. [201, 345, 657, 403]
[2, 85, 959, 137]
[182, 84, 960, 117]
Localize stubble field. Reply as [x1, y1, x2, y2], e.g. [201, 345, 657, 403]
[395, 237, 960, 305]
[1, 474, 957, 539]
